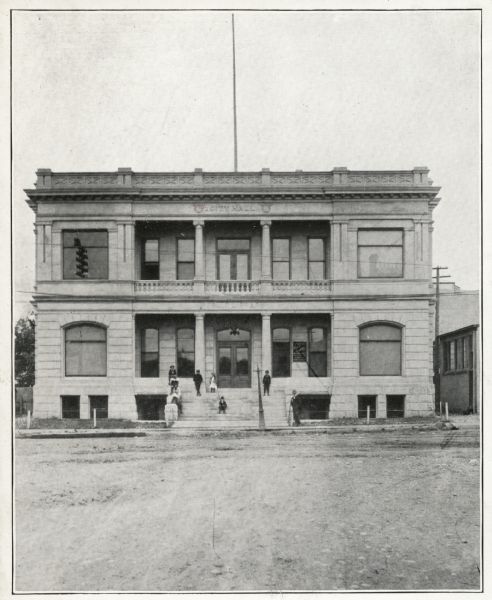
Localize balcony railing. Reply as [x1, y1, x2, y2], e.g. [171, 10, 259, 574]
[135, 279, 331, 296]
[205, 280, 260, 294]
[272, 280, 332, 294]
[135, 280, 194, 294]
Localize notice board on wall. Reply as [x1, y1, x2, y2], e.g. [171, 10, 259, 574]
[293, 341, 307, 362]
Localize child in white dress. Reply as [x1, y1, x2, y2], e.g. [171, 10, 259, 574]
[209, 373, 217, 393]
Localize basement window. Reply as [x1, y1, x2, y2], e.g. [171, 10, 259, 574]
[358, 395, 376, 419]
[61, 395, 80, 419]
[386, 395, 405, 418]
[135, 395, 166, 420]
[89, 395, 108, 419]
[297, 394, 331, 419]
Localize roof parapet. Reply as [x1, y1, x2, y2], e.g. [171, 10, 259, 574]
[34, 167, 436, 190]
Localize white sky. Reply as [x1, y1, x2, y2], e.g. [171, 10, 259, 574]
[12, 9, 481, 318]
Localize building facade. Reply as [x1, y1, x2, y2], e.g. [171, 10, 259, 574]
[25, 167, 440, 423]
[435, 283, 480, 414]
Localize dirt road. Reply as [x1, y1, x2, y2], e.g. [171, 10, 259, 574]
[15, 427, 480, 591]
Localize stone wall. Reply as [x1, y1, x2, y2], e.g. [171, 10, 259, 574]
[33, 307, 136, 419]
[329, 300, 434, 417]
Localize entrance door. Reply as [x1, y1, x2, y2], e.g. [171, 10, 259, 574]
[217, 344, 250, 388]
[217, 328, 251, 388]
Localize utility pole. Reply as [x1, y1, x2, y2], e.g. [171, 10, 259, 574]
[432, 266, 450, 414]
[256, 365, 265, 430]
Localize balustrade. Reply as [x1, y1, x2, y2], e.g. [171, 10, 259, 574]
[135, 279, 331, 296]
[272, 280, 332, 294]
[207, 280, 260, 294]
[135, 280, 194, 294]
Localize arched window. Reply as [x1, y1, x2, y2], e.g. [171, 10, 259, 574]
[177, 328, 195, 377]
[65, 324, 107, 376]
[272, 328, 291, 377]
[359, 323, 402, 376]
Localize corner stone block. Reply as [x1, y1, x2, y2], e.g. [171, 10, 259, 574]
[36, 168, 52, 188]
[117, 168, 133, 186]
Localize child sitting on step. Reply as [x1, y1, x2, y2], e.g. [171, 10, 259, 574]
[218, 396, 227, 414]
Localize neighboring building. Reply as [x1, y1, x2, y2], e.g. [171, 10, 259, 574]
[25, 167, 440, 423]
[436, 283, 480, 414]
[438, 282, 479, 334]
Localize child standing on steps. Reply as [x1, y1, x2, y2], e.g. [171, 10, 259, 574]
[209, 373, 217, 393]
[262, 370, 271, 396]
[193, 369, 203, 396]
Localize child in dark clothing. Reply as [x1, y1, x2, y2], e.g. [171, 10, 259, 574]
[193, 370, 203, 396]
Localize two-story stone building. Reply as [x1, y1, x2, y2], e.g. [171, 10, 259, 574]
[25, 167, 440, 424]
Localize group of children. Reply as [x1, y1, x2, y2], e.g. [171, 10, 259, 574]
[165, 366, 229, 426]
[164, 366, 300, 427]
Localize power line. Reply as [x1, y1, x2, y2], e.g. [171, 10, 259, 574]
[28, 240, 438, 268]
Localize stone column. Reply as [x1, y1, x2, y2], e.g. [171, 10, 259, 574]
[194, 219, 205, 293]
[195, 313, 206, 377]
[262, 313, 272, 374]
[261, 220, 272, 293]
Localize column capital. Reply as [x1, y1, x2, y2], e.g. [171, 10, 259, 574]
[260, 219, 272, 227]
[193, 219, 205, 227]
[261, 312, 272, 319]
[195, 312, 205, 320]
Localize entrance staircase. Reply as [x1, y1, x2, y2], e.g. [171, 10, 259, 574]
[171, 384, 289, 430]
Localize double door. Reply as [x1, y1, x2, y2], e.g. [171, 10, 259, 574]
[217, 343, 250, 388]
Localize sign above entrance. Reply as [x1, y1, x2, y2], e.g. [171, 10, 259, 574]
[293, 342, 307, 362]
[193, 202, 272, 215]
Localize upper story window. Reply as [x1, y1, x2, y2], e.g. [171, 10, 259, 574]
[358, 229, 403, 278]
[308, 238, 326, 280]
[141, 239, 159, 280]
[444, 335, 472, 373]
[141, 328, 159, 377]
[217, 239, 250, 280]
[63, 230, 108, 279]
[359, 323, 402, 376]
[65, 324, 107, 377]
[272, 238, 290, 280]
[177, 238, 195, 280]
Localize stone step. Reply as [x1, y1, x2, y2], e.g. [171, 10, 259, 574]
[172, 418, 259, 430]
[172, 387, 288, 429]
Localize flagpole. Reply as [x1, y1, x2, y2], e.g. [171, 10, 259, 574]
[232, 14, 238, 172]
